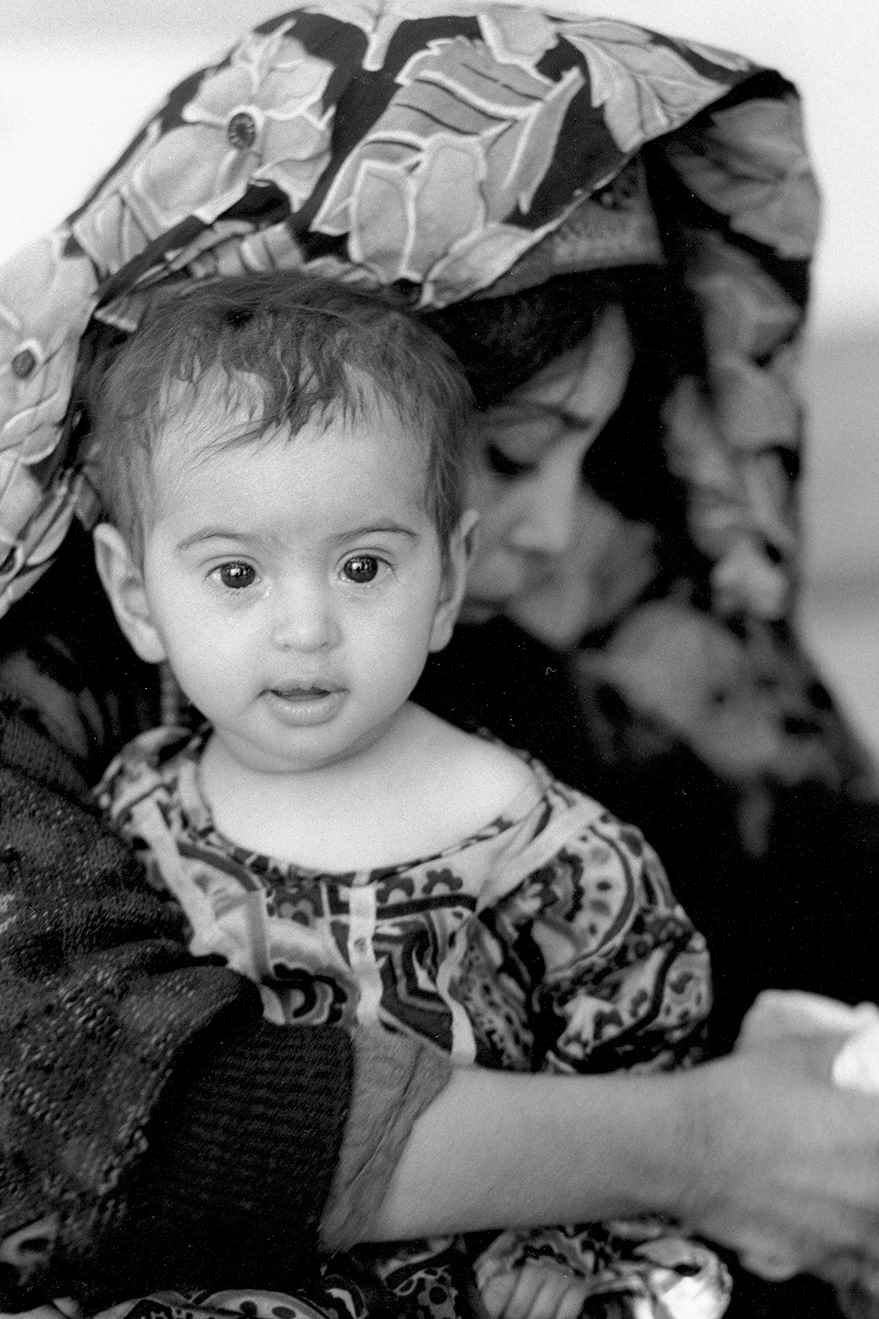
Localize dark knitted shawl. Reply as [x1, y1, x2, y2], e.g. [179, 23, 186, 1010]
[0, 688, 352, 1308]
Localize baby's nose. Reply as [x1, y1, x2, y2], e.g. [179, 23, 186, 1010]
[271, 580, 339, 651]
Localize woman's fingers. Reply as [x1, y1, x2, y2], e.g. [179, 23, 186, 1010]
[678, 1046, 879, 1276]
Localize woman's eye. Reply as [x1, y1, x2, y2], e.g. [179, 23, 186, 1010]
[341, 555, 381, 584]
[484, 443, 537, 479]
[212, 561, 257, 590]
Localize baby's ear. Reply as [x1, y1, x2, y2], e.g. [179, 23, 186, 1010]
[93, 523, 167, 664]
[429, 509, 479, 654]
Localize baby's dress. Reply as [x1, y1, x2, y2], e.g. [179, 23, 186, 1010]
[98, 724, 728, 1319]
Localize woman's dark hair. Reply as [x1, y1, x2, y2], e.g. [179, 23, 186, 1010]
[421, 264, 703, 410]
[423, 264, 705, 527]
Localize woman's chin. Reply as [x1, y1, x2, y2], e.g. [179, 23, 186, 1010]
[505, 586, 596, 650]
[459, 597, 505, 625]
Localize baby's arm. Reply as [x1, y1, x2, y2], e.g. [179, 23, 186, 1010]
[528, 814, 711, 1074]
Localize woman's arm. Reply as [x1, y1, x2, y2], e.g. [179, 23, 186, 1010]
[371, 1035, 879, 1282]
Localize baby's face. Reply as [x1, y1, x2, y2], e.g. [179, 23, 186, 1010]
[137, 393, 463, 775]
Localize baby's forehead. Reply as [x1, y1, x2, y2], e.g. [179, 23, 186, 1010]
[147, 392, 438, 545]
[157, 361, 421, 434]
[149, 370, 431, 489]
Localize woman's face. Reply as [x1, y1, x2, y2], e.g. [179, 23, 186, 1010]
[464, 304, 634, 625]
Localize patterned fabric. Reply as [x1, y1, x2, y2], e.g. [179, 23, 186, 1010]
[93, 1278, 394, 1319]
[97, 722, 724, 1319]
[0, 2, 811, 633]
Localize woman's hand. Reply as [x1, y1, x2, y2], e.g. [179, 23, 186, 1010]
[678, 1033, 879, 1280]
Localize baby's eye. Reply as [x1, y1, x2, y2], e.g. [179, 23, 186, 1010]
[211, 561, 257, 590]
[341, 555, 381, 584]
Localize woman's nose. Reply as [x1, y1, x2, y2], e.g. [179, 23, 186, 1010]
[505, 456, 581, 558]
[270, 579, 339, 652]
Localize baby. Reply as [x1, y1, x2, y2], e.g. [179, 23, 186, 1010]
[92, 271, 727, 1319]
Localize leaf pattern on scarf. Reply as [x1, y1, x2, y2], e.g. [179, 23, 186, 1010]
[563, 20, 741, 152]
[314, 37, 584, 295]
[0, 236, 97, 462]
[76, 26, 335, 267]
[666, 95, 821, 259]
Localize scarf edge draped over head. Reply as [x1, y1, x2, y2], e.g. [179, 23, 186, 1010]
[0, 1, 820, 625]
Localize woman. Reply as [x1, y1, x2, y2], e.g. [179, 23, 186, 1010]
[418, 259, 878, 1050]
[1, 6, 878, 1318]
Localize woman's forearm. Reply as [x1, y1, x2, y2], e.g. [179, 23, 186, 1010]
[369, 1043, 879, 1280]
[369, 1065, 688, 1239]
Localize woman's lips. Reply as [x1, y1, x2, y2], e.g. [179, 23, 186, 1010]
[263, 685, 346, 726]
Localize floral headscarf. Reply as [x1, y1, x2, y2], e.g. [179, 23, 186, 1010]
[0, 1, 818, 633]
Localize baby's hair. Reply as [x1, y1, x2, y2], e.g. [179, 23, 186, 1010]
[91, 271, 474, 560]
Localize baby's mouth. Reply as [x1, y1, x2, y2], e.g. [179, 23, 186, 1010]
[263, 683, 346, 727]
[270, 684, 337, 701]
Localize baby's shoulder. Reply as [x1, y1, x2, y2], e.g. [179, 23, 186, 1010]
[456, 727, 537, 797]
[409, 708, 538, 824]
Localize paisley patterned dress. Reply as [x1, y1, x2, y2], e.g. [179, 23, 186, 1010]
[97, 723, 725, 1319]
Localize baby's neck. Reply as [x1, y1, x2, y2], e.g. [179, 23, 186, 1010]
[198, 703, 534, 872]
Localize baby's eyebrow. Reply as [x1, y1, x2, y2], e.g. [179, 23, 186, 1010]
[174, 524, 420, 553]
[330, 523, 419, 542]
[175, 528, 250, 552]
